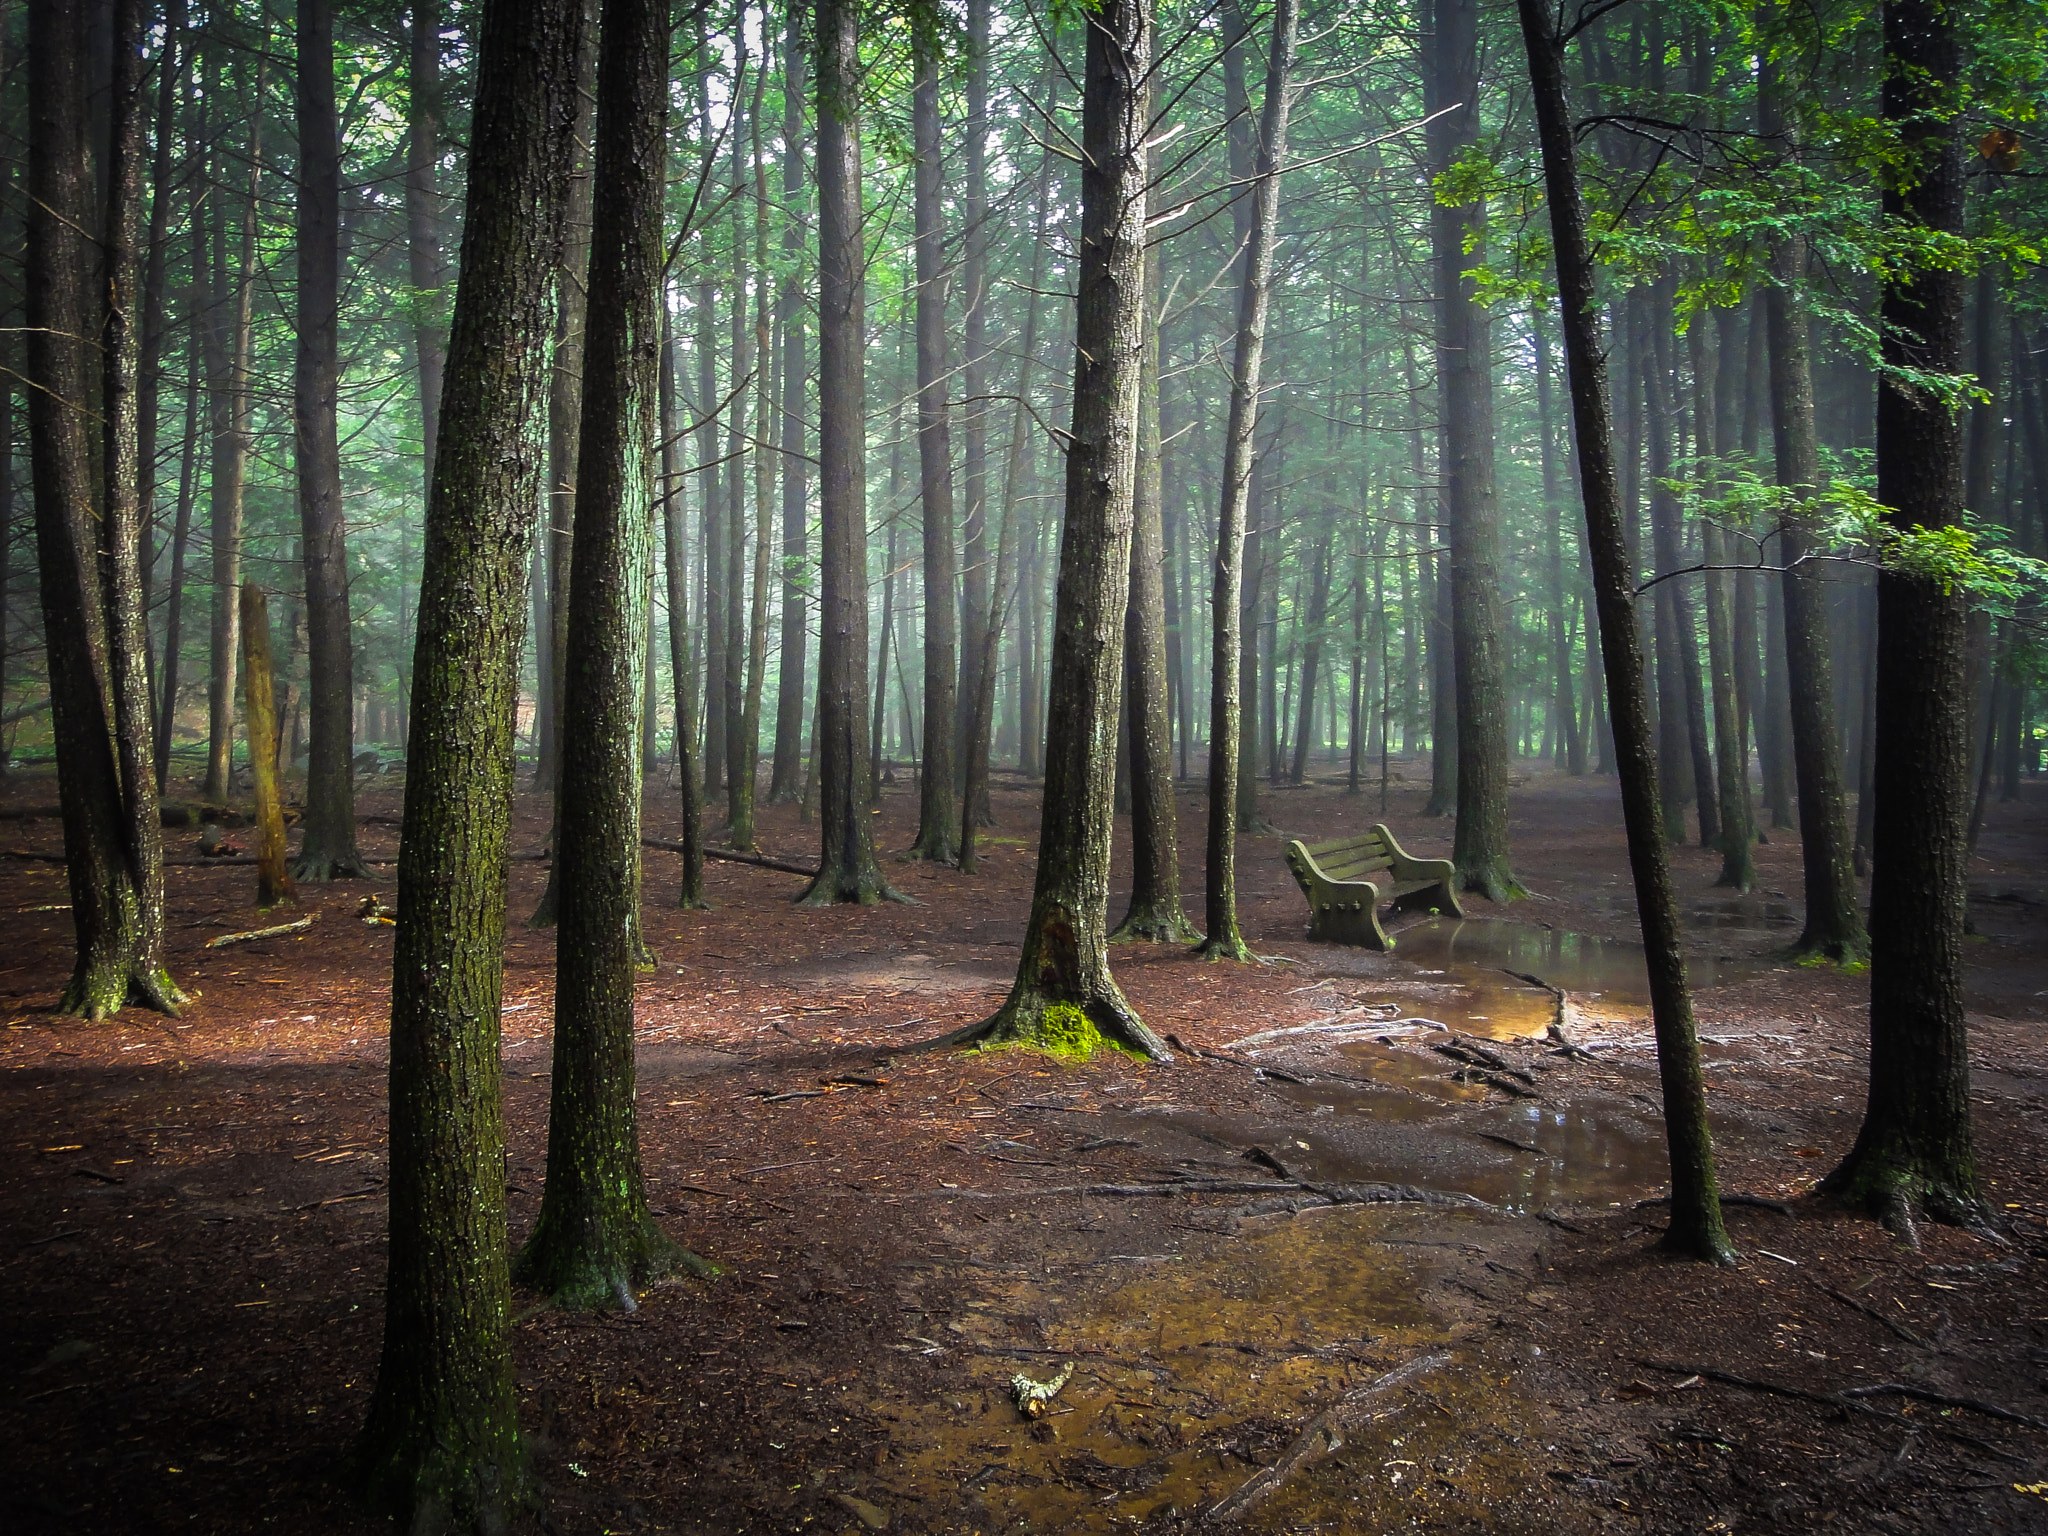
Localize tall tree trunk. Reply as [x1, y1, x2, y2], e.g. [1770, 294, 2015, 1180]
[957, 0, 993, 827]
[516, 0, 704, 1308]
[1200, 0, 1298, 962]
[1288, 532, 1331, 783]
[1112, 133, 1197, 943]
[721, 80, 750, 827]
[769, 7, 809, 803]
[351, 0, 582, 1513]
[137, 0, 186, 716]
[27, 0, 182, 1020]
[535, 0, 600, 801]
[1517, 0, 1731, 1264]
[1822, 0, 1980, 1235]
[407, 0, 448, 481]
[154, 332, 200, 783]
[292, 0, 370, 880]
[931, 0, 1166, 1060]
[1533, 303, 1584, 775]
[660, 312, 707, 908]
[800, 0, 893, 903]
[730, 48, 773, 852]
[1759, 53, 1867, 961]
[907, 14, 959, 863]
[1432, 0, 1520, 900]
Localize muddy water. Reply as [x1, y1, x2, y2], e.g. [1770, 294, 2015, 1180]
[868, 1208, 1563, 1532]
[1294, 916, 1760, 1042]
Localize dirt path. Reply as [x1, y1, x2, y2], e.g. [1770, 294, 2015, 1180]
[4, 763, 2046, 1533]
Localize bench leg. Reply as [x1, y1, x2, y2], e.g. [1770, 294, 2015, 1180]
[1390, 880, 1464, 921]
[1307, 902, 1395, 951]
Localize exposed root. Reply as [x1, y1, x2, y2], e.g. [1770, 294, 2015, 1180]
[1109, 902, 1201, 944]
[921, 989, 1172, 1064]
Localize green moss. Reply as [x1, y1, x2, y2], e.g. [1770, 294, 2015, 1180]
[1040, 1003, 1104, 1061]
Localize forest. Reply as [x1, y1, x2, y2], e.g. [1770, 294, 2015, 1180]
[4, 0, 2048, 1531]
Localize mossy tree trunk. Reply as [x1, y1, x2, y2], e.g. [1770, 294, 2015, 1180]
[350, 0, 583, 1520]
[26, 0, 182, 1022]
[239, 585, 296, 911]
[932, 0, 1168, 1061]
[1821, 0, 1981, 1238]
[907, 13, 959, 866]
[1518, 0, 1732, 1265]
[516, 0, 704, 1309]
[1199, 0, 1297, 963]
[800, 0, 895, 906]
[770, 10, 809, 804]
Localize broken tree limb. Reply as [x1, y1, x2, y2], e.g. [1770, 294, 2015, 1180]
[204, 914, 317, 949]
[1205, 1352, 1452, 1522]
[642, 836, 818, 877]
[1811, 1281, 1929, 1347]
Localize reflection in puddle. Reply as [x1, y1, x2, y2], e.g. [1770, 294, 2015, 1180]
[871, 1210, 1550, 1532]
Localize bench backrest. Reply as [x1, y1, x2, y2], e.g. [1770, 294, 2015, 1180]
[1298, 830, 1393, 882]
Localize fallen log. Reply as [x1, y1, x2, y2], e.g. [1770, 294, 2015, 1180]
[204, 914, 317, 949]
[1205, 1352, 1451, 1522]
[641, 836, 818, 877]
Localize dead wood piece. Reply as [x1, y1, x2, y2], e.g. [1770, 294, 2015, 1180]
[71, 1166, 124, 1184]
[1633, 1359, 1849, 1413]
[4, 849, 68, 864]
[1476, 1132, 1546, 1156]
[1535, 1209, 1585, 1234]
[1455, 1066, 1541, 1100]
[1812, 1282, 1929, 1347]
[824, 1072, 889, 1088]
[204, 914, 317, 949]
[642, 836, 819, 877]
[1204, 1352, 1451, 1522]
[1252, 1065, 1312, 1085]
[758, 1089, 826, 1104]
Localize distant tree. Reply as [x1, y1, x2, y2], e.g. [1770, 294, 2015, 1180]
[292, 0, 371, 880]
[801, 0, 896, 904]
[934, 0, 1170, 1060]
[351, 0, 586, 1514]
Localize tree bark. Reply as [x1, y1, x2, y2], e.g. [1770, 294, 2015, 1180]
[291, 0, 369, 880]
[515, 0, 703, 1309]
[1821, 0, 1980, 1234]
[1431, 0, 1520, 900]
[660, 314, 708, 909]
[932, 0, 1167, 1059]
[351, 0, 581, 1515]
[799, 0, 894, 904]
[1112, 147, 1196, 943]
[1517, 0, 1731, 1264]
[1200, 0, 1298, 961]
[1758, 55, 1867, 962]
[955, 0, 993, 826]
[239, 585, 295, 909]
[907, 15, 959, 864]
[408, 0, 448, 480]
[769, 7, 809, 803]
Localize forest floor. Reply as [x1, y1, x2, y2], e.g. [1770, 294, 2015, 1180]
[3, 759, 2047, 1535]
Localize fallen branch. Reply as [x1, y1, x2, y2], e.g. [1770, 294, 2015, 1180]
[1205, 1352, 1451, 1522]
[642, 836, 818, 877]
[1840, 1382, 2048, 1432]
[204, 914, 316, 949]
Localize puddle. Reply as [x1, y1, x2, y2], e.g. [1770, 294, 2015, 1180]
[1297, 918, 1759, 1042]
[870, 1208, 1553, 1532]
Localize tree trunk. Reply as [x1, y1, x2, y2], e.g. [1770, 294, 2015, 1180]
[1821, 0, 1980, 1235]
[515, 0, 702, 1309]
[957, 0, 994, 828]
[239, 585, 295, 909]
[137, 0, 186, 718]
[1200, 0, 1298, 962]
[350, 0, 581, 1513]
[769, 8, 809, 803]
[1517, 0, 1731, 1264]
[932, 0, 1167, 1060]
[1112, 149, 1196, 943]
[1532, 303, 1584, 775]
[659, 313, 707, 909]
[1432, 0, 1519, 900]
[407, 0, 448, 480]
[800, 0, 893, 904]
[1759, 57, 1867, 961]
[292, 0, 369, 881]
[535, 0, 599, 802]
[155, 334, 200, 786]
[730, 56, 774, 852]
[1288, 533, 1331, 784]
[1697, 309, 1757, 889]
[907, 17, 959, 863]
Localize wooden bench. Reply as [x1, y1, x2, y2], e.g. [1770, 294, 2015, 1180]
[1283, 824, 1464, 950]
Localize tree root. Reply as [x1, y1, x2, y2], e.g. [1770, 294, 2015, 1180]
[1109, 902, 1202, 944]
[920, 986, 1173, 1064]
